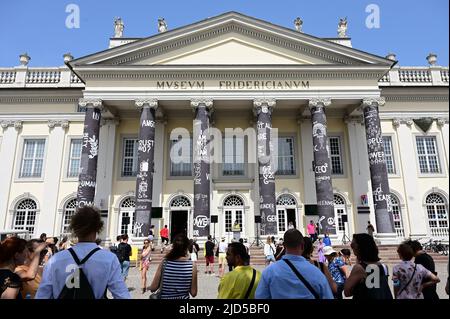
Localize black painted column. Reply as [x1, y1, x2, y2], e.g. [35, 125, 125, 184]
[309, 98, 336, 235]
[362, 97, 395, 234]
[191, 99, 213, 238]
[134, 99, 158, 237]
[254, 98, 277, 236]
[77, 99, 102, 208]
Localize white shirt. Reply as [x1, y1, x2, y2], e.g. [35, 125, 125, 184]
[36, 242, 130, 299]
[264, 243, 276, 256]
[219, 241, 228, 253]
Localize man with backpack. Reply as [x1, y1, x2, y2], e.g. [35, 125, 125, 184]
[117, 234, 132, 282]
[36, 206, 130, 299]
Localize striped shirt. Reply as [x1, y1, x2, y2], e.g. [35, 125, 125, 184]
[160, 259, 193, 299]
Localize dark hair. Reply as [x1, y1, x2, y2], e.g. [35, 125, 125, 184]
[0, 237, 27, 263]
[283, 229, 304, 249]
[40, 233, 47, 240]
[70, 206, 104, 238]
[207, 235, 212, 240]
[239, 238, 244, 244]
[228, 243, 249, 263]
[302, 237, 313, 258]
[352, 233, 380, 262]
[340, 248, 351, 257]
[95, 238, 102, 245]
[116, 235, 122, 241]
[404, 239, 422, 253]
[166, 233, 190, 260]
[397, 243, 414, 261]
[53, 237, 59, 245]
[122, 234, 129, 241]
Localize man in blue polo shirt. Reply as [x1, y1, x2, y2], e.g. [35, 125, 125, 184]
[255, 229, 333, 299]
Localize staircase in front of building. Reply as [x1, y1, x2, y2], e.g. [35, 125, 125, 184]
[128, 244, 448, 267]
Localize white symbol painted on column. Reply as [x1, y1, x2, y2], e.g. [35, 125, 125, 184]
[88, 135, 98, 159]
[312, 122, 326, 150]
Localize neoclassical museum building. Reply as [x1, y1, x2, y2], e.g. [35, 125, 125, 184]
[0, 12, 448, 245]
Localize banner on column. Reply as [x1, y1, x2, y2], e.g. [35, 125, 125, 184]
[257, 106, 277, 235]
[134, 106, 156, 238]
[310, 104, 336, 234]
[193, 106, 211, 238]
[363, 104, 395, 233]
[77, 107, 101, 208]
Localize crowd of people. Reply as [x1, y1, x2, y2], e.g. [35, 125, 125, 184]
[0, 206, 449, 300]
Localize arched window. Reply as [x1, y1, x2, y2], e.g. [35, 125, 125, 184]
[14, 199, 38, 234]
[119, 197, 135, 236]
[223, 195, 244, 207]
[223, 195, 243, 233]
[170, 196, 191, 207]
[276, 194, 296, 206]
[62, 198, 77, 234]
[390, 195, 404, 238]
[333, 194, 346, 232]
[426, 193, 448, 238]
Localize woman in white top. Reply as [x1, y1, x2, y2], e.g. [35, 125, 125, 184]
[218, 238, 228, 277]
[263, 236, 276, 266]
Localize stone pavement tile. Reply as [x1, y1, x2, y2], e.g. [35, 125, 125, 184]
[120, 262, 449, 299]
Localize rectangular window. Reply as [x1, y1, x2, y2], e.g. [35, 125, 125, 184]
[223, 137, 245, 176]
[122, 138, 139, 177]
[277, 137, 295, 175]
[328, 137, 343, 175]
[170, 138, 192, 176]
[383, 136, 396, 174]
[20, 139, 45, 178]
[68, 139, 82, 177]
[416, 136, 441, 173]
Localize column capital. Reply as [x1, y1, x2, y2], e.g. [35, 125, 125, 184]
[308, 98, 331, 109]
[1, 120, 22, 130]
[191, 98, 213, 109]
[437, 117, 449, 127]
[392, 118, 401, 128]
[47, 120, 69, 129]
[253, 98, 276, 108]
[135, 98, 158, 110]
[100, 118, 120, 127]
[78, 98, 104, 112]
[362, 97, 386, 108]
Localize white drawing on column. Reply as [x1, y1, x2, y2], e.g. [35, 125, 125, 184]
[312, 122, 326, 150]
[88, 135, 98, 159]
[373, 184, 388, 202]
[134, 222, 143, 237]
[140, 159, 149, 172]
[138, 180, 148, 199]
[327, 217, 335, 225]
[194, 163, 201, 185]
[262, 165, 274, 184]
[138, 140, 154, 153]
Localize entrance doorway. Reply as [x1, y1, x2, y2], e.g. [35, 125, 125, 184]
[170, 210, 188, 242]
[333, 194, 347, 238]
[276, 194, 298, 237]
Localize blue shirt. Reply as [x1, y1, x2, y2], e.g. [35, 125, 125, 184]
[255, 254, 334, 299]
[323, 237, 332, 247]
[36, 242, 130, 299]
[328, 258, 346, 284]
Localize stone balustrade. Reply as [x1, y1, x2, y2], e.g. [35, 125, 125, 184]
[0, 67, 83, 88]
[379, 66, 449, 86]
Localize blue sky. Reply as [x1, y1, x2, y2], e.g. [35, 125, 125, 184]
[0, 0, 448, 67]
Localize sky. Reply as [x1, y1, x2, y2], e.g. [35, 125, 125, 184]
[0, 0, 448, 67]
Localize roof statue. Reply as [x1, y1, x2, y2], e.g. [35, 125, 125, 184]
[158, 18, 167, 33]
[337, 17, 348, 38]
[114, 17, 124, 38]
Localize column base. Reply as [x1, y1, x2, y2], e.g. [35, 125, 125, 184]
[374, 232, 400, 245]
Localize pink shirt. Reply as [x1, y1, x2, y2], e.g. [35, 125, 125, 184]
[307, 224, 316, 235]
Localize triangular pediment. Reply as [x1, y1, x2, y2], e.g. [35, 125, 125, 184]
[70, 12, 393, 68]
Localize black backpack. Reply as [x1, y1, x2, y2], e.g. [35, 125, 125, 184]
[58, 247, 101, 299]
[116, 244, 127, 263]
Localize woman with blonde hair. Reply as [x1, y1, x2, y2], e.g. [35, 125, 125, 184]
[263, 236, 276, 266]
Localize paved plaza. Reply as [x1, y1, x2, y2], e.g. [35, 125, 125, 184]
[120, 261, 449, 299]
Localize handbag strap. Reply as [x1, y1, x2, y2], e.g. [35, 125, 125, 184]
[244, 269, 257, 299]
[398, 263, 417, 295]
[284, 259, 320, 299]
